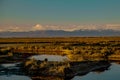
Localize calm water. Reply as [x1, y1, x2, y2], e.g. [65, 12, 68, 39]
[0, 62, 120, 80]
[72, 63, 120, 80]
[29, 54, 69, 61]
[0, 75, 31, 80]
[0, 55, 120, 80]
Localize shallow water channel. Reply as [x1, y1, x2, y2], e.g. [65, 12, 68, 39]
[0, 55, 120, 80]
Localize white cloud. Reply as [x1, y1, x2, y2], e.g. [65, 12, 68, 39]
[0, 23, 120, 32]
[105, 24, 120, 30]
[1, 26, 23, 32]
[0, 26, 31, 32]
[106, 24, 120, 27]
[7, 27, 21, 32]
[43, 24, 80, 31]
[32, 24, 45, 30]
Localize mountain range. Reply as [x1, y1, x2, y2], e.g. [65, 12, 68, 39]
[0, 30, 119, 37]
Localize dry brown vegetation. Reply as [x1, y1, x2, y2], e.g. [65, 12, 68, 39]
[0, 37, 120, 61]
[0, 37, 120, 79]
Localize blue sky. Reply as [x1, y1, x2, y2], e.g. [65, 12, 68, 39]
[0, 0, 120, 31]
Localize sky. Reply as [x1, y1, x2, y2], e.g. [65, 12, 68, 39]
[0, 0, 120, 32]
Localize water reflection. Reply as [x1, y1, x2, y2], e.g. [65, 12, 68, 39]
[29, 55, 69, 61]
[72, 63, 120, 80]
[0, 54, 120, 80]
[0, 75, 32, 80]
[0, 63, 31, 80]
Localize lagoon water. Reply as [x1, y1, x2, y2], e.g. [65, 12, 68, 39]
[29, 54, 69, 61]
[0, 62, 120, 80]
[0, 54, 120, 80]
[72, 63, 120, 80]
[0, 75, 32, 80]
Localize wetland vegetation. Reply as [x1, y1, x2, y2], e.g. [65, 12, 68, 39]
[0, 37, 120, 80]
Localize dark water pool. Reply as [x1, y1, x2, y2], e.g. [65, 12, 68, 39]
[72, 63, 120, 80]
[0, 55, 120, 80]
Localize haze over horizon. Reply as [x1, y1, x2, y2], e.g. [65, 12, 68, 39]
[0, 24, 120, 32]
[0, 0, 120, 32]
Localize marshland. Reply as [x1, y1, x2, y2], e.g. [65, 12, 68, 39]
[0, 37, 120, 80]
